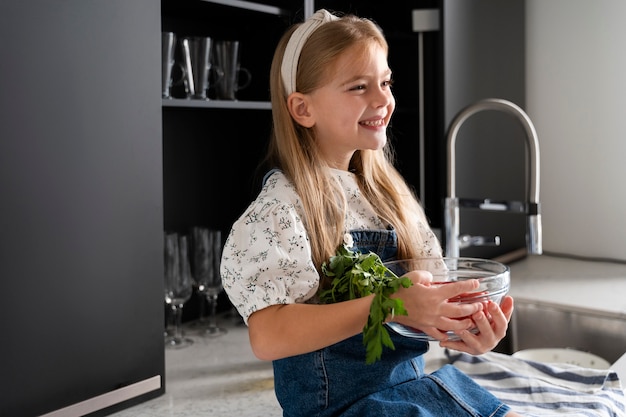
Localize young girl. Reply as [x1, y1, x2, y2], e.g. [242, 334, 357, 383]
[221, 9, 521, 416]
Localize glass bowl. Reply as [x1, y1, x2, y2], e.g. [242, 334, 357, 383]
[383, 257, 510, 341]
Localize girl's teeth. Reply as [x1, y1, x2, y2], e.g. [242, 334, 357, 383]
[361, 119, 384, 126]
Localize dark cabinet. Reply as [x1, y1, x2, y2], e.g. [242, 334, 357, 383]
[0, 1, 164, 416]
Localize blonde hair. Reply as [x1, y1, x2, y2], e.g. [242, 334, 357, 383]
[266, 13, 435, 283]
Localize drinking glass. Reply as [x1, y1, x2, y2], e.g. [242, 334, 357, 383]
[192, 227, 227, 337]
[164, 232, 195, 348]
[214, 40, 251, 100]
[161, 32, 177, 98]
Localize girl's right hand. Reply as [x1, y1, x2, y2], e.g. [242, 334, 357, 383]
[388, 270, 484, 341]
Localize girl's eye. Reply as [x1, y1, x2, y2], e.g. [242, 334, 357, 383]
[350, 84, 367, 91]
[382, 79, 394, 88]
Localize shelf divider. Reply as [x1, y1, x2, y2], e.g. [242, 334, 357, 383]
[162, 99, 271, 110]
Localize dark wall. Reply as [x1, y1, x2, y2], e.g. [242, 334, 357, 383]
[0, 1, 164, 415]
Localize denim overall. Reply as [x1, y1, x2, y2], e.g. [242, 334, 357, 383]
[273, 229, 510, 417]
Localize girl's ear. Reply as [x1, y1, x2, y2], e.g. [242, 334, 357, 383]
[287, 93, 315, 128]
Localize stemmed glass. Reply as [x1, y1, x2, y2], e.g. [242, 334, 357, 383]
[192, 227, 227, 337]
[164, 232, 195, 348]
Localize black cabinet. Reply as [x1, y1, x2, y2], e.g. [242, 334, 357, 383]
[0, 1, 164, 416]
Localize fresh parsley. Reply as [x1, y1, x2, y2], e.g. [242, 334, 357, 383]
[319, 243, 413, 364]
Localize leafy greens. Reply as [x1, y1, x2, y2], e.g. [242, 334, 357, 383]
[319, 244, 413, 364]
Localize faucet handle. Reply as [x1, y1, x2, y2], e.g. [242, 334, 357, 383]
[458, 234, 501, 250]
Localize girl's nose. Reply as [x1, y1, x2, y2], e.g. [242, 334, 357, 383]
[372, 87, 394, 109]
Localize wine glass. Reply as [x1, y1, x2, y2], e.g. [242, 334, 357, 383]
[164, 232, 195, 348]
[192, 227, 227, 337]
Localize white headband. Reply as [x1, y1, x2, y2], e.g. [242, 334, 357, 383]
[280, 9, 339, 95]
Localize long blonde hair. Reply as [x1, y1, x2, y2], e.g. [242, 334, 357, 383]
[266, 13, 435, 280]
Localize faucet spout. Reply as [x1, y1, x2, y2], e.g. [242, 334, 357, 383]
[444, 98, 542, 258]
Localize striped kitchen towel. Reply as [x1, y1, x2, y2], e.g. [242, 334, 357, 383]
[447, 350, 626, 417]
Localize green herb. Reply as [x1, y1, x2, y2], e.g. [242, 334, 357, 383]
[319, 244, 413, 364]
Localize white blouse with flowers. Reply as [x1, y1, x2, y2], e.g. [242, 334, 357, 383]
[220, 169, 441, 324]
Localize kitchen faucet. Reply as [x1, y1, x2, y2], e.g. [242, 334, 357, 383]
[444, 98, 542, 258]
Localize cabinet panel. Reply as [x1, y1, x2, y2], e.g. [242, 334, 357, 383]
[0, 1, 164, 415]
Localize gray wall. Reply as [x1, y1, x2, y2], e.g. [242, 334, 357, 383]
[0, 1, 164, 415]
[527, 0, 626, 261]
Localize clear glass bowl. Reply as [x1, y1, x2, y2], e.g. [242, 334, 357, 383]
[383, 257, 510, 341]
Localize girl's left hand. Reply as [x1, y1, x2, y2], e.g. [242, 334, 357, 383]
[439, 295, 514, 355]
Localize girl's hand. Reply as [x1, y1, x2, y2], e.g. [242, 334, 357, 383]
[389, 271, 486, 341]
[439, 295, 514, 355]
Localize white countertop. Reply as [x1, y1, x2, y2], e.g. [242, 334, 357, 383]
[111, 317, 281, 417]
[110, 317, 448, 417]
[113, 254, 626, 416]
[508, 254, 626, 317]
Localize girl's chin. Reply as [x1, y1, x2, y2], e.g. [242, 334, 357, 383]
[355, 131, 388, 151]
[367, 136, 388, 151]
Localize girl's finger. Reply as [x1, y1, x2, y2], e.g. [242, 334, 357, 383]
[435, 279, 480, 299]
[442, 300, 483, 320]
[421, 326, 450, 342]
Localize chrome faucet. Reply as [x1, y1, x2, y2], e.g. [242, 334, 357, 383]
[444, 98, 542, 258]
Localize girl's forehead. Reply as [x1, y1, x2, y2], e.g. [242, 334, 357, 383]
[331, 43, 389, 77]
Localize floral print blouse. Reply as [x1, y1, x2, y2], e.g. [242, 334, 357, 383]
[220, 169, 441, 324]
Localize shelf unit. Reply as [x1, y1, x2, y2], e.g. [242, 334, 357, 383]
[161, 0, 292, 109]
[161, 0, 295, 320]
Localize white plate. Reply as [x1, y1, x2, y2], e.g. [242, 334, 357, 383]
[513, 348, 611, 369]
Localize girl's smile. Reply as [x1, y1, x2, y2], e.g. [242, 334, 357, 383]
[359, 117, 387, 128]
